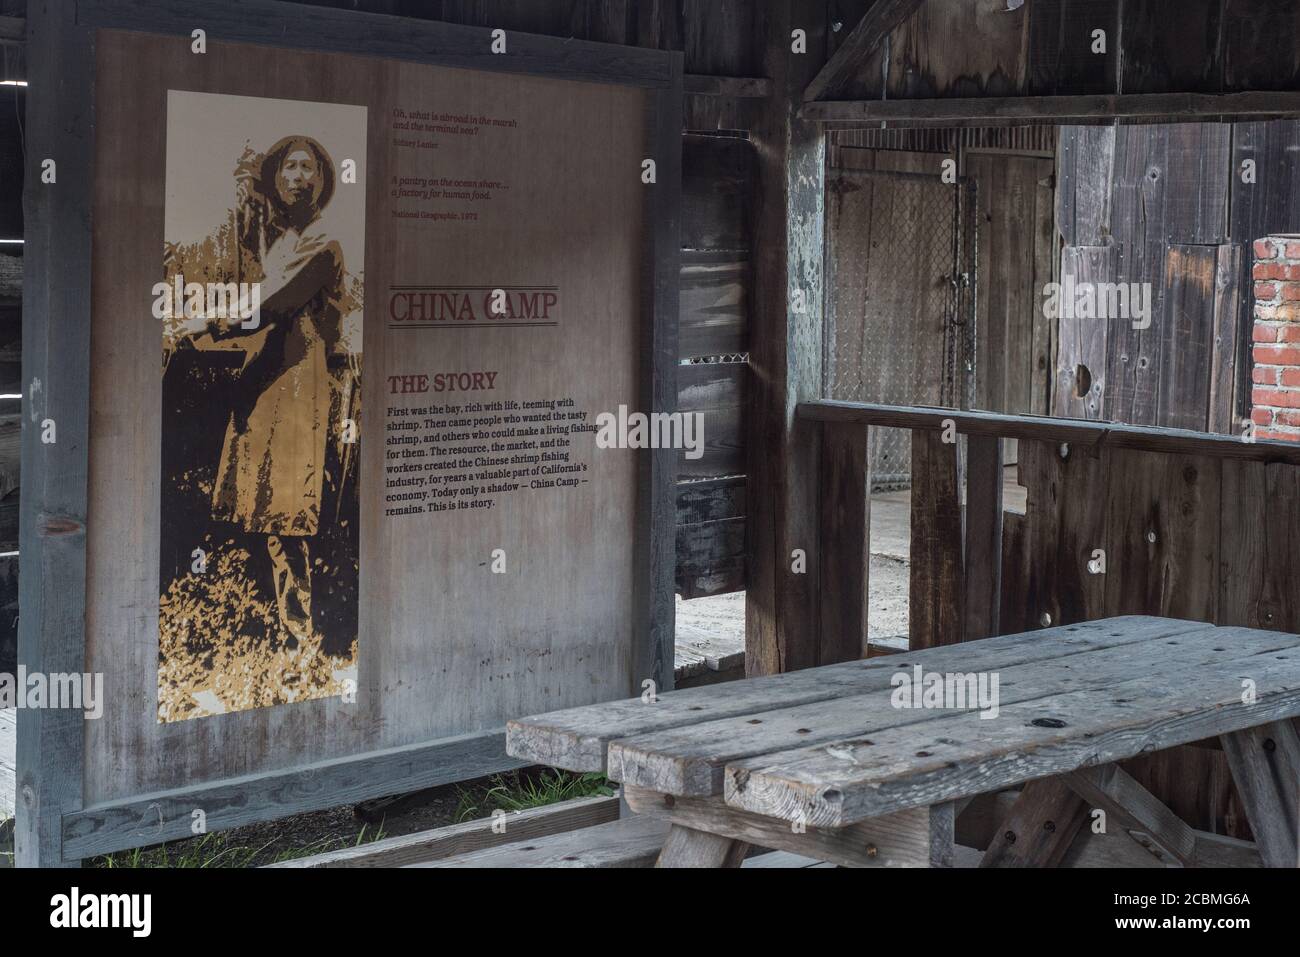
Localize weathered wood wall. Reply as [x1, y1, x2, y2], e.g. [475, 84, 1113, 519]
[1001, 437, 1300, 836]
[819, 0, 1300, 102]
[1056, 120, 1300, 433]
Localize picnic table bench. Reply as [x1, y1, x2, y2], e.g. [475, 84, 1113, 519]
[507, 616, 1300, 867]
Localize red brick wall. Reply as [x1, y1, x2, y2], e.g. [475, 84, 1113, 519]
[1251, 236, 1300, 441]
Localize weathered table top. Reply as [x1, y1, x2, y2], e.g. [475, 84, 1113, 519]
[508, 616, 1300, 828]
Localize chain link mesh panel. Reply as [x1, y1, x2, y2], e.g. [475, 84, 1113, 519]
[826, 168, 976, 488]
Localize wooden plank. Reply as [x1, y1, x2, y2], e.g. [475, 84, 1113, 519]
[1220, 720, 1300, 867]
[676, 516, 744, 599]
[1102, 449, 1220, 622]
[422, 814, 669, 868]
[803, 0, 929, 103]
[998, 508, 1032, 635]
[1220, 462, 1300, 631]
[681, 134, 753, 252]
[963, 435, 1003, 642]
[269, 794, 620, 868]
[676, 477, 746, 596]
[1222, 0, 1300, 92]
[507, 616, 1196, 773]
[1156, 245, 1220, 431]
[723, 628, 1300, 827]
[677, 360, 745, 479]
[1107, 124, 1231, 249]
[1056, 127, 1116, 247]
[1013, 440, 1107, 633]
[745, 0, 827, 677]
[1120, 0, 1225, 95]
[607, 619, 1226, 798]
[796, 400, 1300, 465]
[802, 91, 1300, 124]
[1064, 826, 1262, 868]
[968, 152, 1055, 422]
[881, 0, 1032, 101]
[682, 74, 771, 98]
[60, 728, 526, 861]
[626, 784, 947, 867]
[679, 250, 748, 359]
[742, 850, 833, 868]
[655, 823, 747, 867]
[79, 0, 675, 88]
[909, 429, 964, 649]
[636, 58, 685, 699]
[676, 475, 745, 525]
[979, 778, 1087, 868]
[1031, 158, 1057, 420]
[818, 422, 869, 665]
[1028, 0, 1121, 96]
[15, 0, 92, 868]
[1208, 244, 1243, 435]
[1053, 246, 1114, 419]
[1063, 764, 1198, 866]
[1103, 242, 1164, 426]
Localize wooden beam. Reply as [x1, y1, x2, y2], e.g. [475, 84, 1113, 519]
[633, 53, 684, 697]
[818, 422, 870, 664]
[15, 0, 91, 869]
[980, 778, 1088, 868]
[269, 794, 621, 868]
[804, 91, 1300, 125]
[1064, 764, 1197, 867]
[798, 400, 1300, 466]
[683, 74, 772, 98]
[627, 786, 953, 868]
[909, 429, 964, 649]
[963, 436, 1003, 642]
[1221, 720, 1300, 868]
[61, 728, 526, 861]
[745, 0, 829, 677]
[655, 823, 748, 867]
[803, 0, 927, 103]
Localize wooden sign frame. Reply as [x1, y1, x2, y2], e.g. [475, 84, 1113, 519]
[18, 0, 681, 866]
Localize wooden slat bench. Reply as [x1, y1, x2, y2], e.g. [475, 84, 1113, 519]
[508, 616, 1300, 867]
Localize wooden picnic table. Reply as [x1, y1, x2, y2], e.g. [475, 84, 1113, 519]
[508, 616, 1300, 867]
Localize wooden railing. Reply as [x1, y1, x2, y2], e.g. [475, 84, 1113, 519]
[799, 399, 1300, 653]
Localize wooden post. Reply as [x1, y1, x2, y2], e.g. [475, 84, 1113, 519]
[909, 428, 965, 649]
[980, 777, 1088, 868]
[634, 53, 684, 696]
[1221, 721, 1300, 868]
[746, 0, 829, 676]
[655, 824, 748, 868]
[818, 422, 870, 663]
[963, 435, 1003, 642]
[15, 0, 93, 867]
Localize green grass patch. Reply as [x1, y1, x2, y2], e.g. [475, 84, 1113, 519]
[454, 768, 614, 823]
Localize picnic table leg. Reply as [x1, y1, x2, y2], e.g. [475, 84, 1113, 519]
[980, 778, 1088, 867]
[1221, 721, 1300, 868]
[656, 824, 749, 868]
